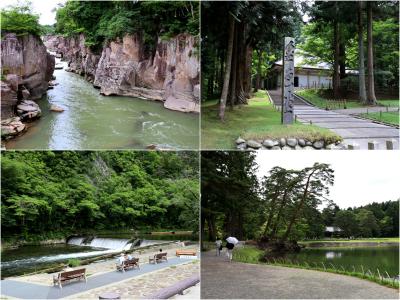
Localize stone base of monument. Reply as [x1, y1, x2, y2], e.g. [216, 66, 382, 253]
[235, 137, 345, 150]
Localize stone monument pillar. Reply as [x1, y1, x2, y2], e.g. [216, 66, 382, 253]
[281, 37, 295, 124]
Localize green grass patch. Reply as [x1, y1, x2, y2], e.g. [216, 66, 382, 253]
[296, 89, 366, 109]
[201, 90, 341, 149]
[377, 100, 400, 107]
[67, 258, 81, 267]
[233, 246, 264, 264]
[360, 111, 399, 126]
[300, 238, 399, 244]
[232, 245, 398, 289]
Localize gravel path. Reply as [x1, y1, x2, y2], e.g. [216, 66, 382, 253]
[201, 251, 399, 299]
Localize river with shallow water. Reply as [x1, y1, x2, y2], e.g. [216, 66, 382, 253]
[6, 61, 199, 150]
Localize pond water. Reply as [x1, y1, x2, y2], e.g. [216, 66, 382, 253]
[286, 245, 399, 277]
[6, 61, 199, 150]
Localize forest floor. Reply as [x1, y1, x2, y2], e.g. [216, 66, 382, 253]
[201, 90, 340, 149]
[1, 246, 199, 299]
[201, 250, 398, 299]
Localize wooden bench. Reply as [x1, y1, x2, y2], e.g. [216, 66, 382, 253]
[53, 268, 86, 289]
[149, 252, 168, 264]
[176, 249, 197, 257]
[116, 258, 140, 272]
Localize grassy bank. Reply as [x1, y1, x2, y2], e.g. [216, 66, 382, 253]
[300, 237, 399, 244]
[360, 111, 399, 126]
[201, 90, 341, 149]
[232, 245, 399, 289]
[296, 89, 399, 110]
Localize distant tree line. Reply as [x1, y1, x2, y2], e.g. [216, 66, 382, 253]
[201, 151, 398, 245]
[1, 151, 199, 240]
[55, 0, 199, 52]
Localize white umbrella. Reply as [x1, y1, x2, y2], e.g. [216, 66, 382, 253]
[226, 237, 239, 245]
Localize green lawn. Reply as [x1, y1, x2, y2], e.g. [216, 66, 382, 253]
[300, 237, 399, 244]
[201, 90, 341, 149]
[360, 111, 399, 126]
[296, 89, 399, 110]
[296, 89, 366, 109]
[377, 100, 400, 107]
[233, 245, 264, 264]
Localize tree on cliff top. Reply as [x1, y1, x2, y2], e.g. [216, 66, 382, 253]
[1, 2, 42, 36]
[55, 1, 199, 51]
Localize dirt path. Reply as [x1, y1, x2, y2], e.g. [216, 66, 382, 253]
[201, 251, 399, 299]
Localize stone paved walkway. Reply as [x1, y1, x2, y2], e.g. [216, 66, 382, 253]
[268, 89, 399, 149]
[1, 257, 195, 299]
[201, 251, 399, 299]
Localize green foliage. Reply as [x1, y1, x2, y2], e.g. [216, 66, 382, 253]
[334, 210, 359, 237]
[201, 91, 341, 149]
[1, 151, 199, 239]
[67, 258, 81, 267]
[41, 24, 55, 35]
[1, 2, 42, 36]
[233, 246, 264, 264]
[55, 1, 199, 51]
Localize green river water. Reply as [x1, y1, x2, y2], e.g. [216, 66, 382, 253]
[286, 245, 399, 277]
[6, 62, 199, 150]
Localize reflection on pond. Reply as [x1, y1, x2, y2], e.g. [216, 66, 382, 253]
[286, 245, 399, 277]
[325, 251, 342, 259]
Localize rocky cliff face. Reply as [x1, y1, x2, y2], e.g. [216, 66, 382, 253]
[1, 33, 54, 139]
[44, 33, 199, 113]
[44, 34, 100, 82]
[1, 33, 55, 104]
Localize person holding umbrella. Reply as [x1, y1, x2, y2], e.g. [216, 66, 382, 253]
[225, 236, 239, 262]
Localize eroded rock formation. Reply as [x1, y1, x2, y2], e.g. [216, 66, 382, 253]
[1, 33, 55, 140]
[1, 33, 55, 101]
[43, 33, 200, 113]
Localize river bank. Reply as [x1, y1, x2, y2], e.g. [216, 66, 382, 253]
[4, 59, 199, 150]
[43, 33, 200, 114]
[1, 245, 199, 299]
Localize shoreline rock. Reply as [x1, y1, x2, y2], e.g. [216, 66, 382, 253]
[50, 104, 64, 112]
[236, 136, 344, 150]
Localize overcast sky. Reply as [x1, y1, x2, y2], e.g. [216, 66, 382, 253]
[0, 0, 65, 25]
[256, 151, 399, 210]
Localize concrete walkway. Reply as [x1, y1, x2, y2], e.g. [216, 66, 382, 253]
[268, 89, 399, 149]
[201, 251, 399, 299]
[1, 257, 193, 299]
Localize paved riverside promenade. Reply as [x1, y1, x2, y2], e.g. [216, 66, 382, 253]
[201, 251, 399, 299]
[1, 257, 193, 299]
[268, 89, 399, 149]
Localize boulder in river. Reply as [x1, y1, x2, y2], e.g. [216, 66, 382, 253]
[50, 105, 64, 112]
[16, 100, 41, 120]
[1, 117, 26, 139]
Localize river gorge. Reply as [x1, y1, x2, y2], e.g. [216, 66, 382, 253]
[1, 32, 199, 149]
